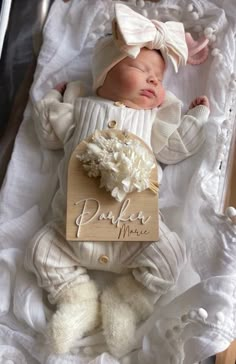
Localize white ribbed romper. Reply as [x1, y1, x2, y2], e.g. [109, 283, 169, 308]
[25, 82, 209, 304]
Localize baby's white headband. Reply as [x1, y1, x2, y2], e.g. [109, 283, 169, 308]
[92, 3, 188, 91]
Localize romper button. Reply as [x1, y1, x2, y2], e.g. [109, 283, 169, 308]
[99, 255, 109, 264]
[108, 120, 117, 129]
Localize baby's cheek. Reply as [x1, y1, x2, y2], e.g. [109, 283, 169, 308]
[121, 73, 139, 93]
[157, 87, 166, 106]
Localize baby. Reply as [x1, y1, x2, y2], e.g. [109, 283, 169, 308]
[25, 4, 210, 358]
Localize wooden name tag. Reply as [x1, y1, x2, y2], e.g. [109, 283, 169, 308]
[66, 130, 159, 242]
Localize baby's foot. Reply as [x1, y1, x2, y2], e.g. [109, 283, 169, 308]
[101, 285, 137, 358]
[47, 300, 100, 354]
[47, 281, 100, 354]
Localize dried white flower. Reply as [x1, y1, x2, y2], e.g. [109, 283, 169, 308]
[77, 131, 156, 202]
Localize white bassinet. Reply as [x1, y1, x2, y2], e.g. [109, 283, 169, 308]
[0, 1, 235, 363]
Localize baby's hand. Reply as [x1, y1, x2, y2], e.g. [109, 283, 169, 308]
[54, 82, 67, 95]
[189, 96, 210, 109]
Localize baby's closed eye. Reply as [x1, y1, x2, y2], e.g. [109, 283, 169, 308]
[131, 65, 146, 72]
[129, 61, 147, 72]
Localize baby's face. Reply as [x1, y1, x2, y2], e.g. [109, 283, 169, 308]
[97, 48, 166, 109]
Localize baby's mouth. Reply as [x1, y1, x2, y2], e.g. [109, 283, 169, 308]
[140, 89, 156, 98]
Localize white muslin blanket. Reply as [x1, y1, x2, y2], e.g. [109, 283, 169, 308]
[0, 0, 236, 363]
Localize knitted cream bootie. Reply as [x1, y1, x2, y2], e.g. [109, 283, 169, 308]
[47, 280, 100, 354]
[101, 275, 154, 358]
[115, 275, 154, 321]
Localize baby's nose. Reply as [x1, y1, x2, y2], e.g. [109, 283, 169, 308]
[147, 75, 158, 85]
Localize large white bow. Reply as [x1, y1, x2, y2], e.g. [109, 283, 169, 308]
[113, 3, 188, 72]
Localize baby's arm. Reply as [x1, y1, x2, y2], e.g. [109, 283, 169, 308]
[154, 94, 210, 164]
[33, 81, 82, 150]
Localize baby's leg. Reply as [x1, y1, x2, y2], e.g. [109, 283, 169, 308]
[101, 217, 187, 358]
[132, 218, 187, 297]
[24, 224, 100, 354]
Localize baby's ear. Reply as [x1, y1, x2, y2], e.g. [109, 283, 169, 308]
[63, 81, 85, 104]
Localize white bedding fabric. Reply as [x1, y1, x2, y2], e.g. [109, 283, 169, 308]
[0, 0, 236, 363]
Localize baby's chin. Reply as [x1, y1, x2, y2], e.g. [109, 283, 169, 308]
[124, 97, 163, 110]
